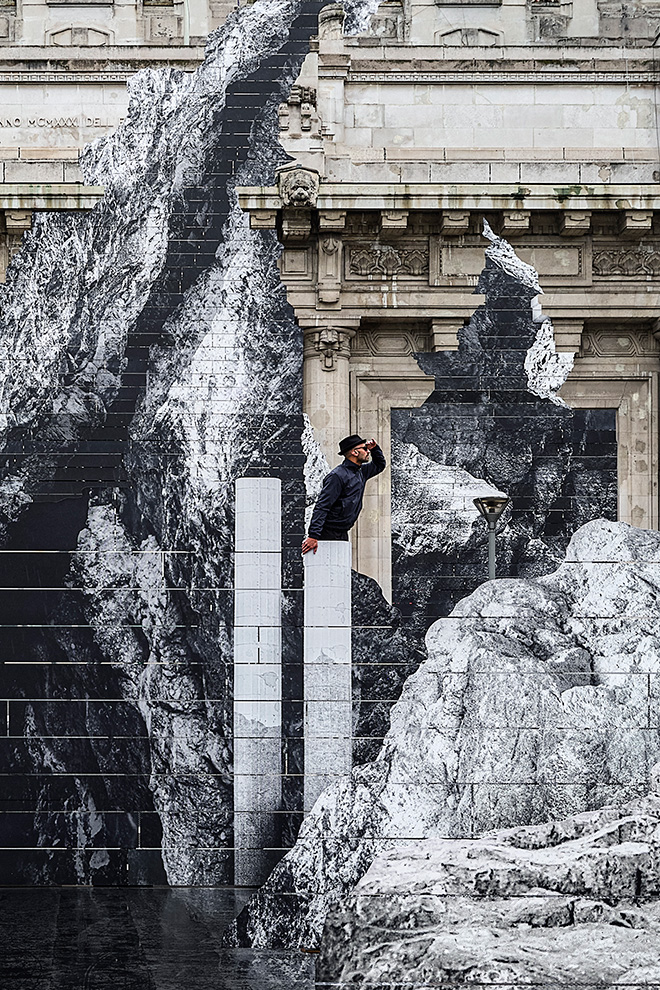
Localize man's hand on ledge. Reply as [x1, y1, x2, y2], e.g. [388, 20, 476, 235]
[302, 537, 318, 555]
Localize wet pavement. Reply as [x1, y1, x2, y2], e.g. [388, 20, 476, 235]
[0, 888, 315, 989]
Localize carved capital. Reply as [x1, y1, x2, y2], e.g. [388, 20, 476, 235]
[381, 210, 408, 232]
[440, 210, 470, 236]
[431, 317, 462, 352]
[4, 210, 32, 232]
[281, 208, 311, 242]
[319, 210, 346, 231]
[249, 209, 278, 230]
[551, 318, 584, 353]
[305, 326, 354, 371]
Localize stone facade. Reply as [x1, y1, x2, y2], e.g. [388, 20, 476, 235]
[239, 0, 660, 597]
[0, 0, 231, 280]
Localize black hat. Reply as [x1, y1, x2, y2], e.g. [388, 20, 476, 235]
[339, 434, 366, 456]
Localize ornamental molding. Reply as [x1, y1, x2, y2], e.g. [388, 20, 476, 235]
[593, 247, 660, 277]
[348, 244, 429, 278]
[581, 329, 660, 358]
[351, 330, 431, 356]
[345, 71, 657, 85]
[0, 72, 147, 83]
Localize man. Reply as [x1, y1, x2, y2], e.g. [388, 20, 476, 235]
[302, 435, 386, 555]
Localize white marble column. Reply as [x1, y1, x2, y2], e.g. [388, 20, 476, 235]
[303, 540, 352, 813]
[233, 477, 282, 886]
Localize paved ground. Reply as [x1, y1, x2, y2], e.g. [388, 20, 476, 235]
[0, 887, 315, 989]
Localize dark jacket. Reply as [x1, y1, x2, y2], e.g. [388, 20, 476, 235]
[308, 446, 387, 538]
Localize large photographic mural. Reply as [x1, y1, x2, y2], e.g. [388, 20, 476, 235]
[2, 2, 659, 983]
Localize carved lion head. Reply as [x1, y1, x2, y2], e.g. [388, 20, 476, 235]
[278, 166, 320, 209]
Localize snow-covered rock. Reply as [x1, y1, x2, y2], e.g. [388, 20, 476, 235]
[228, 519, 660, 948]
[320, 793, 660, 986]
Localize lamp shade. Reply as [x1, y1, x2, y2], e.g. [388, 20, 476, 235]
[473, 495, 510, 525]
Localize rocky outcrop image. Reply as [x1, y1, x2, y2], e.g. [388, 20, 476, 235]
[0, 3, 650, 984]
[229, 518, 660, 948]
[0, 0, 352, 885]
[319, 791, 660, 986]
[391, 223, 617, 633]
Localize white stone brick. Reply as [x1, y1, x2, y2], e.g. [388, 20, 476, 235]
[349, 161, 402, 182]
[342, 127, 374, 147]
[384, 103, 441, 129]
[534, 84, 596, 105]
[534, 127, 593, 147]
[490, 162, 521, 182]
[399, 161, 431, 182]
[354, 103, 385, 129]
[4, 160, 64, 182]
[416, 126, 474, 148]
[430, 161, 490, 182]
[371, 127, 415, 148]
[519, 162, 581, 183]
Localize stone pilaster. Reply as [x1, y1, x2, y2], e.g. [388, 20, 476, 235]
[303, 323, 357, 464]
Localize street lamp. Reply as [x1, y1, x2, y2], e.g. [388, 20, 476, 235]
[473, 496, 510, 580]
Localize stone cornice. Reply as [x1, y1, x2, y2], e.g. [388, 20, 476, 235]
[238, 183, 660, 213]
[0, 183, 105, 208]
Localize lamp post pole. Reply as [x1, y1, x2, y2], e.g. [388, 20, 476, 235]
[473, 496, 510, 580]
[487, 519, 496, 580]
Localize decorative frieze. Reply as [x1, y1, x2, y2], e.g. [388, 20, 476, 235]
[347, 70, 658, 84]
[593, 248, 660, 278]
[430, 238, 587, 285]
[347, 244, 429, 278]
[351, 330, 432, 356]
[581, 329, 660, 358]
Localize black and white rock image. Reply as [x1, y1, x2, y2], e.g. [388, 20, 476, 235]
[0, 4, 647, 986]
[391, 222, 617, 635]
[319, 789, 660, 986]
[228, 518, 660, 949]
[0, 0, 337, 885]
